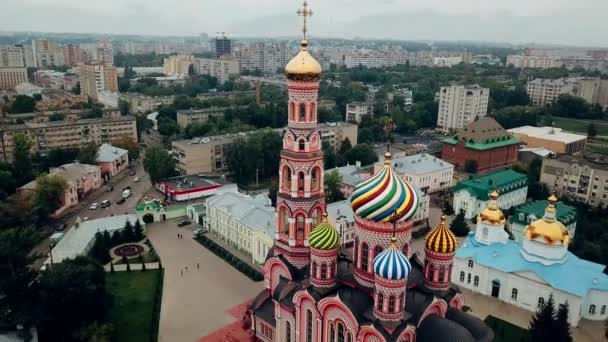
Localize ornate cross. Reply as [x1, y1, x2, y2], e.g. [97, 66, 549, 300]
[297, 1, 313, 41]
[384, 118, 396, 153]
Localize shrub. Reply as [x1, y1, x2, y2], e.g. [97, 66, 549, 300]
[194, 236, 263, 281]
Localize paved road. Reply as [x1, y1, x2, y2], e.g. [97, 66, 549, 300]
[147, 221, 263, 342]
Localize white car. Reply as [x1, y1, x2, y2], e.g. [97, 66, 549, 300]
[89, 203, 99, 210]
[134, 177, 140, 182]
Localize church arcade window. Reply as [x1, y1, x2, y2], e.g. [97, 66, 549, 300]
[299, 140, 305, 151]
[306, 310, 313, 342]
[329, 322, 335, 342]
[361, 243, 369, 271]
[285, 321, 292, 342]
[299, 103, 306, 121]
[296, 215, 305, 239]
[320, 264, 327, 280]
[377, 293, 384, 311]
[388, 296, 396, 313]
[337, 323, 345, 342]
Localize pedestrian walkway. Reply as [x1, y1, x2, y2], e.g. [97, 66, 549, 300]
[104, 262, 160, 272]
[202, 232, 262, 270]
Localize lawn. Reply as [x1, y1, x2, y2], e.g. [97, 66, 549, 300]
[549, 117, 608, 136]
[484, 315, 529, 342]
[107, 270, 163, 342]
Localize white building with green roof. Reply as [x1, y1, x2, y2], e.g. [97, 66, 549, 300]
[453, 169, 528, 219]
[509, 200, 578, 243]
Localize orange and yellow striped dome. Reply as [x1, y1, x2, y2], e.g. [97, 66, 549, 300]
[425, 215, 458, 254]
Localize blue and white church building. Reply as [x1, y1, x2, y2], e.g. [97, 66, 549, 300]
[452, 193, 608, 326]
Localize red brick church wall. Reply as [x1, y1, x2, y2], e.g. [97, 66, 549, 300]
[441, 142, 518, 174]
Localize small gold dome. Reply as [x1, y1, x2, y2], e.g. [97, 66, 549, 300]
[524, 195, 570, 246]
[478, 191, 505, 225]
[285, 41, 322, 80]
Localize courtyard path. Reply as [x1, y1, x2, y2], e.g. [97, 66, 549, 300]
[147, 221, 263, 342]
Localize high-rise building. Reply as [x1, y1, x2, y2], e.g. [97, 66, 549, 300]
[214, 35, 232, 59]
[96, 40, 114, 65]
[32, 39, 64, 68]
[199, 33, 209, 50]
[0, 68, 27, 91]
[436, 84, 489, 133]
[78, 63, 118, 100]
[163, 55, 194, 77]
[0, 45, 26, 68]
[192, 58, 239, 84]
[526, 78, 575, 107]
[63, 44, 82, 67]
[506, 54, 562, 69]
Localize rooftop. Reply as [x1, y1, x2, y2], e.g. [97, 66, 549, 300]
[386, 153, 454, 175]
[453, 169, 528, 200]
[512, 200, 577, 226]
[207, 192, 274, 236]
[326, 164, 373, 187]
[549, 153, 608, 172]
[519, 147, 554, 158]
[6, 114, 135, 131]
[327, 200, 355, 223]
[97, 143, 128, 163]
[443, 118, 519, 151]
[20, 163, 99, 190]
[508, 126, 587, 145]
[161, 174, 223, 190]
[457, 235, 608, 297]
[48, 214, 141, 264]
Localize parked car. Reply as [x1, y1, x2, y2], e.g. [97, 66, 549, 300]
[55, 222, 67, 231]
[89, 203, 99, 210]
[101, 200, 111, 208]
[117, 198, 126, 205]
[134, 177, 140, 182]
[177, 220, 191, 227]
[106, 186, 113, 192]
[193, 228, 207, 237]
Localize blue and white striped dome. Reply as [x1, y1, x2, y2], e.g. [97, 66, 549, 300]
[373, 239, 411, 280]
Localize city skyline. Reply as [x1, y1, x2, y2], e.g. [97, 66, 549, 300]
[1, 0, 607, 47]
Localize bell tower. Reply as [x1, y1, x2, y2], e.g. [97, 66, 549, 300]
[274, 0, 325, 269]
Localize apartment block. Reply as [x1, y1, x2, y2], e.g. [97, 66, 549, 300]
[0, 115, 137, 161]
[0, 45, 26, 68]
[318, 122, 358, 151]
[506, 54, 562, 69]
[163, 55, 194, 76]
[343, 49, 408, 69]
[527, 78, 573, 107]
[176, 107, 227, 128]
[62, 44, 82, 67]
[436, 84, 489, 133]
[345, 102, 373, 123]
[79, 63, 118, 100]
[119, 93, 175, 114]
[376, 153, 454, 194]
[193, 58, 239, 84]
[32, 39, 64, 68]
[0, 68, 27, 91]
[233, 41, 288, 74]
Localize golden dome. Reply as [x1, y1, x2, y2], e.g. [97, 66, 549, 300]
[425, 215, 458, 254]
[285, 41, 322, 80]
[524, 195, 570, 246]
[478, 191, 505, 225]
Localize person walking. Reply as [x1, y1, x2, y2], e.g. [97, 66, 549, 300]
[181, 269, 183, 277]
[196, 263, 200, 269]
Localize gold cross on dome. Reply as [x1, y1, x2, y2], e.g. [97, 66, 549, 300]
[297, 1, 313, 41]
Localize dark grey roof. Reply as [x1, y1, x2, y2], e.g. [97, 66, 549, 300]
[254, 297, 276, 325]
[338, 287, 374, 324]
[446, 308, 494, 342]
[404, 289, 435, 323]
[417, 314, 475, 342]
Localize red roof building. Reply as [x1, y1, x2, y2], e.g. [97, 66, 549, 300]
[441, 118, 520, 174]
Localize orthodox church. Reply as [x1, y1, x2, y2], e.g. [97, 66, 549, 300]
[245, 2, 494, 341]
[453, 193, 608, 326]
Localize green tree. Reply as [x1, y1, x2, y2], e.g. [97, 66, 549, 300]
[552, 94, 591, 119]
[12, 133, 34, 186]
[587, 123, 598, 137]
[72, 82, 81, 95]
[338, 137, 352, 154]
[48, 112, 65, 122]
[224, 130, 282, 185]
[112, 135, 140, 161]
[143, 145, 177, 183]
[89, 231, 109, 264]
[122, 220, 135, 242]
[118, 99, 130, 115]
[343, 144, 378, 166]
[76, 322, 114, 342]
[10, 95, 36, 113]
[188, 64, 195, 76]
[464, 160, 478, 174]
[36, 256, 110, 342]
[133, 220, 144, 241]
[529, 294, 556, 342]
[77, 142, 98, 165]
[450, 210, 470, 237]
[491, 106, 539, 129]
[324, 170, 346, 203]
[555, 302, 573, 342]
[0, 161, 16, 199]
[32, 175, 67, 219]
[268, 179, 278, 207]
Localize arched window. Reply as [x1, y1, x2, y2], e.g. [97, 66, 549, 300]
[290, 102, 295, 121]
[306, 310, 313, 342]
[299, 139, 306, 151]
[468, 260, 474, 268]
[282, 165, 292, 191]
[474, 275, 479, 287]
[538, 297, 544, 308]
[438, 266, 445, 282]
[311, 167, 320, 192]
[329, 322, 335, 342]
[279, 207, 289, 235]
[482, 228, 488, 239]
[286, 321, 292, 342]
[388, 296, 396, 313]
[361, 243, 369, 272]
[299, 103, 306, 121]
[601, 305, 606, 315]
[296, 215, 305, 239]
[337, 323, 345, 342]
[467, 273, 471, 284]
[298, 172, 305, 191]
[311, 103, 317, 121]
[354, 237, 359, 266]
[427, 263, 434, 279]
[320, 264, 327, 280]
[374, 246, 383, 260]
[589, 304, 596, 314]
[377, 293, 384, 311]
[346, 332, 352, 342]
[460, 271, 465, 282]
[511, 288, 518, 300]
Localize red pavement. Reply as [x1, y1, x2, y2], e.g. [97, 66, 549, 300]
[197, 301, 251, 342]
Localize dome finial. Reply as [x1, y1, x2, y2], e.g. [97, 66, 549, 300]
[297, 0, 313, 48]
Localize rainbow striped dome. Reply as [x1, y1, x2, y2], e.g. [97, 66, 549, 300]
[373, 239, 411, 280]
[425, 216, 458, 254]
[350, 155, 419, 223]
[309, 214, 339, 250]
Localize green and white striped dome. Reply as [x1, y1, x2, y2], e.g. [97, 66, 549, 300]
[309, 213, 339, 250]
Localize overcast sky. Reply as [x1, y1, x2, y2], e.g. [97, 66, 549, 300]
[1, 0, 607, 46]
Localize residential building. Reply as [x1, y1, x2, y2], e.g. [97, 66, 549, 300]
[506, 54, 561, 69]
[62, 44, 81, 67]
[78, 63, 118, 100]
[176, 107, 227, 128]
[325, 163, 374, 198]
[214, 36, 232, 58]
[31, 39, 64, 68]
[193, 58, 239, 84]
[345, 102, 372, 123]
[35, 93, 88, 111]
[433, 56, 463, 67]
[527, 78, 574, 107]
[14, 82, 43, 96]
[205, 192, 274, 265]
[47, 214, 142, 264]
[18, 163, 102, 216]
[163, 55, 194, 76]
[326, 200, 356, 247]
[508, 126, 587, 154]
[96, 143, 129, 179]
[0, 68, 27, 91]
[518, 147, 554, 164]
[540, 154, 608, 207]
[452, 169, 528, 219]
[0, 45, 26, 67]
[233, 41, 289, 74]
[436, 84, 489, 133]
[471, 55, 502, 65]
[156, 175, 237, 202]
[377, 153, 454, 194]
[387, 88, 413, 112]
[561, 57, 608, 73]
[453, 195, 607, 326]
[343, 49, 409, 68]
[95, 40, 114, 65]
[509, 199, 577, 243]
[119, 93, 175, 113]
[317, 122, 358, 151]
[441, 118, 520, 174]
[0, 115, 137, 161]
[571, 77, 608, 108]
[130, 75, 186, 88]
[33, 70, 69, 90]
